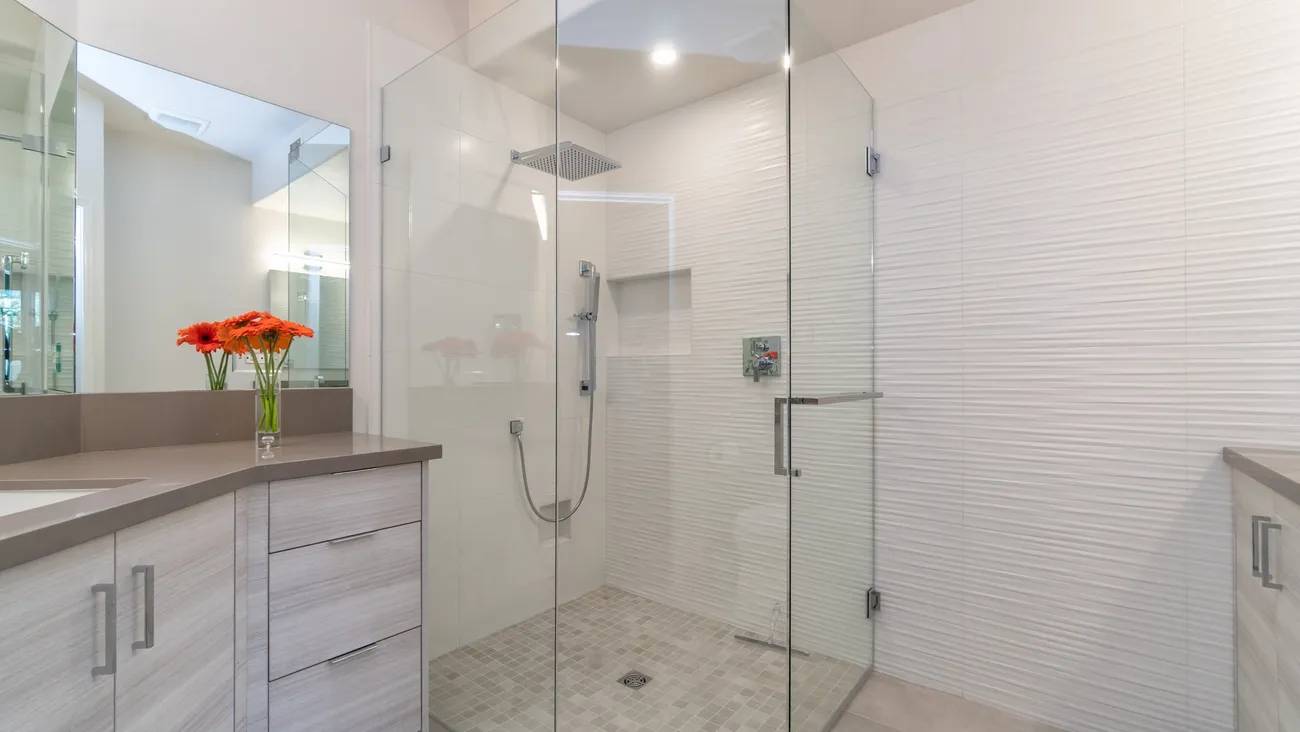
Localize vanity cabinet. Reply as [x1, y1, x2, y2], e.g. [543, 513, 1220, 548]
[0, 494, 234, 732]
[241, 462, 425, 732]
[114, 493, 236, 731]
[0, 457, 427, 732]
[0, 536, 116, 732]
[1233, 470, 1300, 732]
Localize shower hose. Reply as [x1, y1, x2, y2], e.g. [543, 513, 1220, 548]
[515, 394, 595, 523]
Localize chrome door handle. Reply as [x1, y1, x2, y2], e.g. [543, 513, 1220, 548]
[774, 392, 883, 476]
[1251, 515, 1269, 577]
[1261, 521, 1284, 591]
[132, 564, 155, 650]
[91, 583, 116, 677]
[786, 391, 883, 405]
[774, 398, 797, 477]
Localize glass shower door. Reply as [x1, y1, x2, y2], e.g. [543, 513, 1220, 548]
[786, 45, 879, 729]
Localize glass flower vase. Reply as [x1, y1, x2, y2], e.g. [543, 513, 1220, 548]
[255, 380, 283, 451]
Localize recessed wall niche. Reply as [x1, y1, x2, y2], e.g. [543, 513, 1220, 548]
[608, 268, 692, 356]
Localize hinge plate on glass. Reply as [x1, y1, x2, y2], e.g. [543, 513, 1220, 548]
[866, 587, 882, 619]
[379, 144, 392, 163]
[866, 147, 880, 177]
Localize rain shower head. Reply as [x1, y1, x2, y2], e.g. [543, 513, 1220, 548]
[510, 141, 621, 181]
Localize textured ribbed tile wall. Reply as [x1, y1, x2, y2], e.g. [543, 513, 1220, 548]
[839, 1, 1300, 730]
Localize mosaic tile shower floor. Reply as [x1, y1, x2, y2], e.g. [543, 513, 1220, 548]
[429, 586, 866, 732]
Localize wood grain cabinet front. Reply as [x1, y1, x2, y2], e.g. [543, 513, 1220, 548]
[268, 521, 421, 680]
[268, 628, 422, 732]
[114, 493, 236, 732]
[0, 536, 116, 732]
[269, 463, 421, 552]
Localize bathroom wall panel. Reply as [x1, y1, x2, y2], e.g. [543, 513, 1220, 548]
[839, 1, 1300, 729]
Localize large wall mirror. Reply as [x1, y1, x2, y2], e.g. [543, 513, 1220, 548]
[1, 0, 349, 396]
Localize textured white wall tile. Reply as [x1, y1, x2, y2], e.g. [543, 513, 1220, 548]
[840, 0, 1300, 729]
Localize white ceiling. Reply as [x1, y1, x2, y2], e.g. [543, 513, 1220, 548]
[451, 0, 972, 132]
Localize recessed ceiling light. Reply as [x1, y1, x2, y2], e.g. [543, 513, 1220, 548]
[650, 44, 679, 67]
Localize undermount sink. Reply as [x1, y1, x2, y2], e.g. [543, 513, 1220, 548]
[0, 478, 144, 518]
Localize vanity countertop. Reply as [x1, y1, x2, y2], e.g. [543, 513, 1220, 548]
[1223, 447, 1300, 507]
[0, 432, 441, 571]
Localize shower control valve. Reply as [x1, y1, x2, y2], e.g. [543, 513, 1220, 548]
[743, 336, 782, 382]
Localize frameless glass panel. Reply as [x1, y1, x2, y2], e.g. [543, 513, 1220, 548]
[787, 25, 878, 730]
[381, 2, 559, 729]
[555, 0, 796, 729]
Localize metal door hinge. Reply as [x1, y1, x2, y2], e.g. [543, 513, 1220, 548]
[289, 138, 302, 163]
[379, 144, 392, 163]
[866, 147, 880, 177]
[866, 587, 882, 619]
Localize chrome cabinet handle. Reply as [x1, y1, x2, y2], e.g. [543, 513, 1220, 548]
[774, 392, 883, 476]
[328, 642, 379, 665]
[1261, 521, 1284, 591]
[91, 583, 116, 677]
[327, 529, 380, 545]
[132, 565, 155, 650]
[1252, 515, 1269, 577]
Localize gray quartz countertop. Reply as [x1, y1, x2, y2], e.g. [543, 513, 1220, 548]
[0, 432, 441, 571]
[1223, 447, 1300, 507]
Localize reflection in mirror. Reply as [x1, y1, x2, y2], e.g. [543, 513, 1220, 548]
[0, 0, 76, 395]
[74, 44, 350, 392]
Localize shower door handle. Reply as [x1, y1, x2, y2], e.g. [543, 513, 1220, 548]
[774, 392, 883, 476]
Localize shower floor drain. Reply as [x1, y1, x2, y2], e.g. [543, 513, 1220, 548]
[618, 671, 651, 689]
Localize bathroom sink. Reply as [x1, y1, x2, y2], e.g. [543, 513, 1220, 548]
[0, 478, 144, 518]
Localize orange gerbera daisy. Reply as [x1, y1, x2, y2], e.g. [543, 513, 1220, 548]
[176, 321, 224, 354]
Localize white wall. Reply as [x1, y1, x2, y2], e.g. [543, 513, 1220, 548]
[381, 47, 610, 657]
[839, 1, 1300, 730]
[102, 128, 264, 392]
[16, 0, 470, 426]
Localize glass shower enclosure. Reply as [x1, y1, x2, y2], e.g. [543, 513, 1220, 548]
[382, 0, 876, 728]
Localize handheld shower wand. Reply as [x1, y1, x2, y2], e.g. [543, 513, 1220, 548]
[513, 259, 601, 524]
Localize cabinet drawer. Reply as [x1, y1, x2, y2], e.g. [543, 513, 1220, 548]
[269, 628, 421, 732]
[269, 463, 421, 552]
[269, 522, 420, 679]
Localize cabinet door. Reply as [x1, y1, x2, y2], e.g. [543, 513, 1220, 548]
[0, 536, 115, 732]
[1236, 473, 1280, 732]
[115, 493, 236, 731]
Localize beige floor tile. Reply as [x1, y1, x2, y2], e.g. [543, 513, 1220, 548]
[833, 712, 900, 732]
[848, 673, 1062, 732]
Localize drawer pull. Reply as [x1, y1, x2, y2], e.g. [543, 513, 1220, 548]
[327, 530, 380, 546]
[330, 466, 382, 476]
[91, 583, 116, 677]
[328, 642, 379, 666]
[131, 565, 156, 650]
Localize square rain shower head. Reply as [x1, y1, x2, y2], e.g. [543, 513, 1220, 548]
[511, 141, 622, 181]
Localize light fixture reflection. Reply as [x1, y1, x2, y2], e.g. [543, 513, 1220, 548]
[531, 190, 548, 241]
[651, 44, 679, 67]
